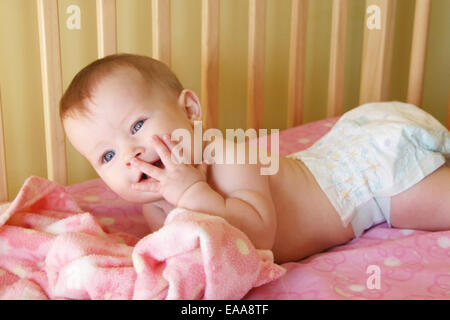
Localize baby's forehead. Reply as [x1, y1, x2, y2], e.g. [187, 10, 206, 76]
[93, 68, 148, 99]
[83, 83, 151, 121]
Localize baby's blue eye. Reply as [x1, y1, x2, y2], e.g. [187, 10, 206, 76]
[132, 120, 145, 134]
[102, 151, 115, 163]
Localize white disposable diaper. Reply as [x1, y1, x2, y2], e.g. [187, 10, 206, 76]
[288, 101, 450, 236]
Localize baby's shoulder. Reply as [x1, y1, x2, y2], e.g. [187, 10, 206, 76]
[205, 160, 271, 199]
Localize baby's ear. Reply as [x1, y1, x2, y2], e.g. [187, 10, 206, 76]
[177, 89, 202, 122]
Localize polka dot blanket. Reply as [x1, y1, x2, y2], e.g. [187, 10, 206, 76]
[0, 179, 284, 299]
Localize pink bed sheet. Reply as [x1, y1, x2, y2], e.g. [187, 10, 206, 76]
[65, 117, 450, 300]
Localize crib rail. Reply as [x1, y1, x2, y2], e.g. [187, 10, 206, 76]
[36, 0, 67, 187]
[152, 0, 171, 66]
[359, 0, 396, 104]
[286, 0, 308, 128]
[201, 0, 220, 129]
[0, 87, 7, 203]
[96, 0, 117, 58]
[407, 0, 431, 107]
[0, 0, 443, 198]
[247, 0, 266, 130]
[327, 0, 348, 118]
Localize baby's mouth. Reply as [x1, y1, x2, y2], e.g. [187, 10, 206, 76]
[138, 159, 164, 182]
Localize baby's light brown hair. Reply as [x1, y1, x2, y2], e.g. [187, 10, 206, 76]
[60, 53, 184, 120]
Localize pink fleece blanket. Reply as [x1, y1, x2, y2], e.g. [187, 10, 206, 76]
[0, 177, 284, 300]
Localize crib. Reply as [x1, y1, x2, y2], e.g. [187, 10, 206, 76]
[0, 0, 449, 300]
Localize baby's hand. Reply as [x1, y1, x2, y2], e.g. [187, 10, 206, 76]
[131, 134, 208, 206]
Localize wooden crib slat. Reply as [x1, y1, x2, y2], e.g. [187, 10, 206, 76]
[37, 0, 67, 186]
[287, 0, 308, 127]
[201, 0, 219, 129]
[247, 0, 266, 130]
[359, 0, 397, 105]
[0, 87, 8, 202]
[327, 0, 348, 118]
[406, 0, 431, 108]
[152, 0, 171, 67]
[96, 0, 117, 58]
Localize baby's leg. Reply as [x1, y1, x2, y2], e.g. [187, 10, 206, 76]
[390, 164, 450, 231]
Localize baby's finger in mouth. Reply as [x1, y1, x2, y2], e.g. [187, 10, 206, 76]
[152, 135, 174, 168]
[130, 158, 164, 180]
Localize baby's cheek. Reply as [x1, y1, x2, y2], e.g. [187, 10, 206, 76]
[100, 170, 127, 196]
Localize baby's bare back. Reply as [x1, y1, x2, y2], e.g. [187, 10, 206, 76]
[268, 156, 355, 263]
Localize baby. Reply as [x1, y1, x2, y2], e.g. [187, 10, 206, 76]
[61, 53, 450, 263]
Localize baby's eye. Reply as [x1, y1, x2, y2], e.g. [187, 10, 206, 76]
[102, 150, 115, 163]
[131, 120, 145, 135]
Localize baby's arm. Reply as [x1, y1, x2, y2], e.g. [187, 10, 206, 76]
[177, 164, 277, 250]
[131, 135, 277, 250]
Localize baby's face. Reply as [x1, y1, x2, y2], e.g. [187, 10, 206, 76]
[63, 68, 196, 203]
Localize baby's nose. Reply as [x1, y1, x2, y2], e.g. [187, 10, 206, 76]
[126, 152, 141, 167]
[126, 149, 144, 167]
